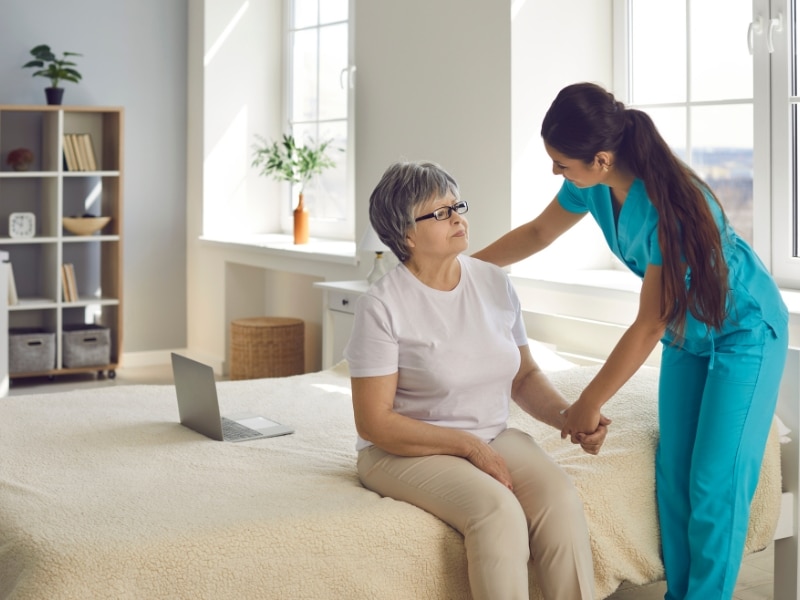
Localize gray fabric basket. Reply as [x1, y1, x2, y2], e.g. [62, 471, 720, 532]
[9, 329, 56, 374]
[62, 325, 111, 368]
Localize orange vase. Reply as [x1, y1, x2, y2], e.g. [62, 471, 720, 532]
[293, 192, 309, 244]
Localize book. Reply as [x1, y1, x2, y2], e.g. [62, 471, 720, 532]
[7, 261, 18, 305]
[71, 134, 88, 171]
[63, 134, 77, 171]
[61, 264, 70, 301]
[80, 134, 98, 171]
[61, 263, 78, 302]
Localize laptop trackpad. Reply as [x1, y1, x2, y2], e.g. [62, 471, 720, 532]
[237, 416, 284, 431]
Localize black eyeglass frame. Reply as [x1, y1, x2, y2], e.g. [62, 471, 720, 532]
[414, 200, 469, 222]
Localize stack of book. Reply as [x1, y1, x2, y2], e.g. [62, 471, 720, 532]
[62, 133, 98, 172]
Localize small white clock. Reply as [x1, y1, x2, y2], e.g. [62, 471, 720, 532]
[9, 212, 35, 238]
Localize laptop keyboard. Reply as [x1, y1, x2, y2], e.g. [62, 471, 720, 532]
[221, 417, 262, 441]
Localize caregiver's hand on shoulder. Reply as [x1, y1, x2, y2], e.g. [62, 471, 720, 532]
[466, 441, 514, 491]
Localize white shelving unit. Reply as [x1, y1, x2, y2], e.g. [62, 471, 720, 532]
[0, 105, 123, 379]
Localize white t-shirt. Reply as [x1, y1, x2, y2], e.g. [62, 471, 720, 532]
[344, 255, 528, 450]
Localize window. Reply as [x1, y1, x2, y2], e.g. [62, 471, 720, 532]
[286, 0, 354, 239]
[614, 0, 799, 288]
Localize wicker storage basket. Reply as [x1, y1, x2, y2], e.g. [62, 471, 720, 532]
[230, 317, 305, 380]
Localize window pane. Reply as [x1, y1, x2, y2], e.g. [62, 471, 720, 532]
[795, 104, 799, 257]
[292, 122, 348, 221]
[630, 0, 686, 104]
[292, 29, 318, 122]
[320, 0, 347, 24]
[690, 105, 753, 242]
[794, 2, 799, 257]
[643, 106, 688, 161]
[689, 0, 752, 101]
[794, 4, 799, 96]
[319, 24, 348, 121]
[293, 0, 317, 29]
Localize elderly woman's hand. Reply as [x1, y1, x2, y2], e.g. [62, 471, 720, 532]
[465, 440, 514, 490]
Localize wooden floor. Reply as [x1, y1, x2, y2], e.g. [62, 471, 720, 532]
[607, 543, 774, 599]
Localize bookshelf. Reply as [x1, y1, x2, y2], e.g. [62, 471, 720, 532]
[0, 105, 123, 379]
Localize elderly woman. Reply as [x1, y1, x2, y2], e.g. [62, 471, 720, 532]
[344, 161, 605, 600]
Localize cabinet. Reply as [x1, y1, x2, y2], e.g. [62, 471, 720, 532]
[0, 105, 123, 379]
[313, 280, 368, 369]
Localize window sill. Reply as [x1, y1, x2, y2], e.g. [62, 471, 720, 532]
[511, 269, 800, 322]
[199, 233, 358, 266]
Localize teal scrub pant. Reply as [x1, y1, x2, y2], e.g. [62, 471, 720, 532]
[656, 322, 788, 600]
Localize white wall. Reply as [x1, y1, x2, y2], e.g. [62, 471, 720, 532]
[510, 0, 615, 276]
[0, 0, 188, 358]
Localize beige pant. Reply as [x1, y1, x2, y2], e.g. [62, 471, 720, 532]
[357, 428, 595, 600]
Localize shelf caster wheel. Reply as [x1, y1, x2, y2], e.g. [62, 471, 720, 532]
[108, 369, 116, 379]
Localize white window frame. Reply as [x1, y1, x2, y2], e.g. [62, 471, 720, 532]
[759, 0, 798, 287]
[613, 0, 800, 290]
[282, 0, 355, 241]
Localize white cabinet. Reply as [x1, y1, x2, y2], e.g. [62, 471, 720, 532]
[313, 280, 368, 369]
[0, 105, 123, 379]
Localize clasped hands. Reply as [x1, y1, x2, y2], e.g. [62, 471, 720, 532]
[560, 399, 611, 456]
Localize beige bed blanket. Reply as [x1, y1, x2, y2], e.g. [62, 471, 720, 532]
[0, 362, 780, 599]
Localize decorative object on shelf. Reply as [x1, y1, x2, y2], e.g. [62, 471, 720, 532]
[6, 148, 34, 171]
[251, 133, 338, 244]
[21, 44, 82, 105]
[359, 223, 391, 284]
[9, 212, 36, 238]
[4, 254, 18, 306]
[62, 215, 111, 236]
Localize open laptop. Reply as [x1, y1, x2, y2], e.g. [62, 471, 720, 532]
[171, 352, 294, 442]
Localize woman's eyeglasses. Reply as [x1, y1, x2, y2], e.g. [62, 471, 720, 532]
[414, 200, 469, 222]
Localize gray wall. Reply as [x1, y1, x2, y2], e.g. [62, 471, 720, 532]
[0, 0, 188, 355]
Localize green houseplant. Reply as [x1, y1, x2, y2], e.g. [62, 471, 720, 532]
[22, 44, 82, 105]
[251, 133, 337, 244]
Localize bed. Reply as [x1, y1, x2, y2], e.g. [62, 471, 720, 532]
[0, 343, 795, 600]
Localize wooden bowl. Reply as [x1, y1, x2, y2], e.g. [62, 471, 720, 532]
[62, 216, 111, 236]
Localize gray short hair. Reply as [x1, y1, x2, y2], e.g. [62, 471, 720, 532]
[368, 161, 460, 263]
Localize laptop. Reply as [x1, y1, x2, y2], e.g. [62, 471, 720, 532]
[171, 352, 294, 442]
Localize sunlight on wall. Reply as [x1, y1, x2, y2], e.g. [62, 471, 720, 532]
[205, 1, 250, 67]
[203, 105, 251, 237]
[510, 0, 528, 20]
[84, 182, 101, 213]
[510, 0, 616, 278]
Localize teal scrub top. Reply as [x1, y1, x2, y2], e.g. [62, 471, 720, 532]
[557, 179, 788, 348]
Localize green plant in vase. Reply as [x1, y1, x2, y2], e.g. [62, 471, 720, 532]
[251, 133, 337, 244]
[22, 44, 82, 105]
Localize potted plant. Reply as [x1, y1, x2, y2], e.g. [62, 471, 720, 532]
[22, 44, 82, 105]
[251, 132, 337, 244]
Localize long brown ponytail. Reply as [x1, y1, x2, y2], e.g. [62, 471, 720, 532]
[541, 82, 729, 335]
